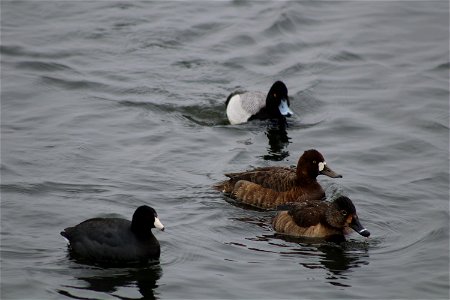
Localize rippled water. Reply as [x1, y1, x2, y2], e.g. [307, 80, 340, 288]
[1, 1, 449, 299]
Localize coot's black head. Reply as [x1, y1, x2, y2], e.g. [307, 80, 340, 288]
[297, 149, 342, 179]
[131, 205, 165, 237]
[266, 81, 293, 119]
[328, 196, 370, 237]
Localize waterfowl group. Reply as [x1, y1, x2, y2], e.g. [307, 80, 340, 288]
[216, 146, 370, 239]
[60, 80, 370, 266]
[220, 81, 370, 239]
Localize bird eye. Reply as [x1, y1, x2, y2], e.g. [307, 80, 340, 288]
[313, 160, 316, 164]
[341, 210, 347, 216]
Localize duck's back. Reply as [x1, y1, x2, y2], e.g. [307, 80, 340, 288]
[218, 166, 297, 193]
[273, 211, 339, 238]
[226, 91, 266, 124]
[231, 180, 324, 209]
[238, 91, 266, 114]
[273, 202, 341, 238]
[61, 218, 160, 263]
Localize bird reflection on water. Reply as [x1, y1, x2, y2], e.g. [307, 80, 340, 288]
[295, 238, 370, 288]
[58, 263, 162, 300]
[232, 215, 370, 288]
[263, 122, 291, 161]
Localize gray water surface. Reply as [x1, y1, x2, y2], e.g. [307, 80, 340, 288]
[1, 1, 449, 299]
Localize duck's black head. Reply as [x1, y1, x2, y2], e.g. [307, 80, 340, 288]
[131, 205, 165, 237]
[265, 81, 293, 120]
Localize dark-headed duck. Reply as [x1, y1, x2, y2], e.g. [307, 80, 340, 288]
[215, 149, 342, 209]
[226, 81, 294, 125]
[273, 196, 370, 239]
[61, 205, 164, 264]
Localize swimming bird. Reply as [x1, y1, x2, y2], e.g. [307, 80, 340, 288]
[272, 196, 370, 239]
[215, 149, 342, 209]
[226, 81, 294, 125]
[61, 205, 164, 264]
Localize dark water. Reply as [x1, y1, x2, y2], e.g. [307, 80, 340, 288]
[1, 1, 449, 299]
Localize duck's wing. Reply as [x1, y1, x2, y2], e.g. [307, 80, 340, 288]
[63, 218, 132, 248]
[224, 167, 297, 192]
[288, 201, 326, 227]
[230, 180, 280, 209]
[230, 180, 313, 209]
[239, 91, 266, 115]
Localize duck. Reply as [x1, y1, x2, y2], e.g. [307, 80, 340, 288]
[226, 81, 294, 125]
[215, 149, 342, 209]
[60, 205, 164, 264]
[272, 196, 370, 239]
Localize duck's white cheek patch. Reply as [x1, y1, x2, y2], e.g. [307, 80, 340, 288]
[154, 217, 164, 230]
[318, 162, 326, 172]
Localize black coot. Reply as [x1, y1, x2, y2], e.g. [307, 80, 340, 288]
[61, 205, 164, 264]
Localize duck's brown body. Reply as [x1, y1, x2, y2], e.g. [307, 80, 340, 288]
[220, 166, 298, 193]
[215, 149, 342, 209]
[272, 197, 370, 239]
[273, 211, 342, 237]
[230, 180, 325, 209]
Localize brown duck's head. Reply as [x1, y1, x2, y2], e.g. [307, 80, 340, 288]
[296, 149, 343, 179]
[326, 196, 370, 237]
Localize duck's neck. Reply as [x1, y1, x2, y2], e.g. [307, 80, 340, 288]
[265, 95, 284, 119]
[131, 222, 152, 240]
[296, 169, 318, 184]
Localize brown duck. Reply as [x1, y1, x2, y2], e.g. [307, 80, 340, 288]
[215, 149, 342, 209]
[272, 196, 370, 239]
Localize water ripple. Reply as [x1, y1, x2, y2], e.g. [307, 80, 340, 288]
[0, 44, 80, 59]
[1, 181, 112, 195]
[40, 75, 111, 91]
[15, 60, 76, 72]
